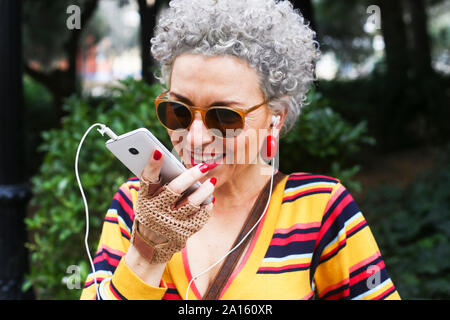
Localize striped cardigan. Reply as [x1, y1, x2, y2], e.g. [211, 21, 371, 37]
[80, 173, 400, 300]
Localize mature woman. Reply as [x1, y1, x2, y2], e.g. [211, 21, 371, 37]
[81, 0, 400, 300]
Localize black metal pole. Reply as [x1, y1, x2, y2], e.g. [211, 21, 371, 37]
[0, 0, 34, 299]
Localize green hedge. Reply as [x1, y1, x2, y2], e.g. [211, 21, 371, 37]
[362, 145, 450, 299]
[24, 79, 374, 299]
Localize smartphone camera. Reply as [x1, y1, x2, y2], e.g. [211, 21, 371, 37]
[128, 147, 139, 155]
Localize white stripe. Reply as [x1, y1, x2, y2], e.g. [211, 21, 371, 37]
[98, 276, 113, 300]
[117, 214, 131, 233]
[323, 211, 363, 252]
[88, 270, 113, 279]
[263, 253, 313, 263]
[284, 182, 337, 194]
[351, 278, 392, 300]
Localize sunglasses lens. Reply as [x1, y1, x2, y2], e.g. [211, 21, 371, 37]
[206, 108, 244, 137]
[157, 101, 192, 130]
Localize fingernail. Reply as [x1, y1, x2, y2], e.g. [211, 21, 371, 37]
[210, 177, 217, 186]
[153, 149, 162, 160]
[207, 162, 219, 170]
[199, 163, 209, 173]
[212, 197, 216, 204]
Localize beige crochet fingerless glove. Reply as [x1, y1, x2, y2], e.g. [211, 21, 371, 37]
[131, 177, 212, 264]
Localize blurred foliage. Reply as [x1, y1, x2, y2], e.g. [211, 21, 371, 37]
[316, 70, 450, 151]
[23, 76, 55, 178]
[24, 79, 169, 299]
[314, 0, 375, 66]
[362, 144, 450, 299]
[25, 78, 373, 299]
[23, 0, 108, 69]
[280, 89, 375, 192]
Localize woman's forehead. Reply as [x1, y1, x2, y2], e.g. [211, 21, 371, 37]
[170, 53, 263, 102]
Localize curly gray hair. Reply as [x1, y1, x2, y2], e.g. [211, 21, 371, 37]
[150, 0, 320, 135]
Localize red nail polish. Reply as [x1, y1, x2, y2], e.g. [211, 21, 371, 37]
[153, 149, 162, 160]
[212, 197, 216, 204]
[210, 177, 217, 186]
[207, 162, 219, 170]
[199, 164, 209, 173]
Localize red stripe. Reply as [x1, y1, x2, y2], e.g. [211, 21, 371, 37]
[109, 281, 123, 300]
[84, 277, 106, 288]
[319, 277, 349, 298]
[324, 287, 350, 300]
[319, 238, 346, 262]
[283, 187, 333, 201]
[349, 260, 386, 286]
[105, 216, 118, 223]
[93, 255, 120, 267]
[162, 282, 182, 300]
[274, 222, 321, 235]
[99, 244, 125, 258]
[349, 251, 381, 273]
[314, 193, 353, 251]
[93, 245, 122, 267]
[113, 192, 134, 219]
[120, 227, 131, 239]
[372, 284, 395, 300]
[182, 248, 202, 300]
[163, 292, 182, 300]
[258, 262, 310, 272]
[300, 291, 315, 300]
[269, 232, 318, 246]
[288, 174, 336, 181]
[346, 220, 367, 236]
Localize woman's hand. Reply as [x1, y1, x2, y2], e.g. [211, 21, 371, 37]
[132, 149, 216, 264]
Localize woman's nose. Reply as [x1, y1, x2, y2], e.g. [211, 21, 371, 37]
[185, 112, 214, 148]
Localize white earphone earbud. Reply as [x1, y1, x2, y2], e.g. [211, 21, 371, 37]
[271, 115, 280, 128]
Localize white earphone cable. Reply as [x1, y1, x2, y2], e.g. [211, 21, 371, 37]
[75, 123, 118, 300]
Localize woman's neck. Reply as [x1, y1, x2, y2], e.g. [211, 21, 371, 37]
[212, 163, 273, 219]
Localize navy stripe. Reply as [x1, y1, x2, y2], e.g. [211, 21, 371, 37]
[349, 256, 383, 279]
[317, 201, 361, 252]
[310, 190, 350, 284]
[128, 185, 140, 192]
[282, 189, 332, 203]
[319, 242, 347, 265]
[110, 280, 127, 300]
[264, 240, 316, 258]
[347, 221, 368, 238]
[117, 188, 133, 210]
[109, 199, 134, 230]
[120, 230, 130, 240]
[379, 286, 396, 300]
[285, 177, 338, 189]
[349, 268, 390, 299]
[104, 217, 118, 224]
[257, 265, 310, 274]
[272, 227, 320, 239]
[93, 250, 122, 271]
[312, 196, 361, 271]
[320, 283, 349, 300]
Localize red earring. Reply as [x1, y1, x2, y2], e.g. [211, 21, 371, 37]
[261, 135, 277, 161]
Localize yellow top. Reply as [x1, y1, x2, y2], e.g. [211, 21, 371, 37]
[80, 173, 400, 300]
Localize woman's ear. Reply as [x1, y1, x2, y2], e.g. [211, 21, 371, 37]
[270, 108, 288, 134]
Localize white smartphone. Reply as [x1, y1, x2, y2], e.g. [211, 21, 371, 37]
[105, 128, 212, 204]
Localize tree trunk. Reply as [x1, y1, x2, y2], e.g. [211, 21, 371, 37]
[137, 0, 166, 84]
[0, 0, 34, 300]
[24, 0, 99, 124]
[376, 0, 410, 80]
[406, 0, 433, 77]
